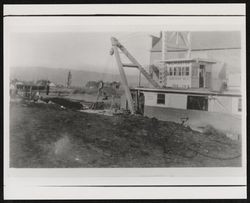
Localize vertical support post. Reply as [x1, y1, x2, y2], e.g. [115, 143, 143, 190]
[138, 70, 141, 87]
[186, 32, 191, 59]
[161, 31, 168, 86]
[111, 37, 135, 114]
[29, 86, 32, 100]
[161, 31, 168, 61]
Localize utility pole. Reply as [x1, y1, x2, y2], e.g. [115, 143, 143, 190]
[67, 70, 72, 88]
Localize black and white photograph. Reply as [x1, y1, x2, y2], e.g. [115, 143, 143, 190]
[4, 4, 246, 199]
[8, 30, 243, 168]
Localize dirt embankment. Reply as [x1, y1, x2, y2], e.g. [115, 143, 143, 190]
[9, 102, 241, 168]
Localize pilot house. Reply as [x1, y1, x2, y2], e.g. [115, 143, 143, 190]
[157, 58, 216, 89]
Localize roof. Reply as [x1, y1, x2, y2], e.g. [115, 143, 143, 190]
[17, 81, 35, 86]
[16, 81, 45, 87]
[132, 87, 241, 97]
[15, 81, 24, 85]
[151, 31, 241, 52]
[159, 58, 216, 64]
[49, 82, 56, 87]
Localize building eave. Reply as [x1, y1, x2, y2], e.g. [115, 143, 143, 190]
[132, 87, 241, 97]
[158, 58, 216, 64]
[150, 47, 241, 53]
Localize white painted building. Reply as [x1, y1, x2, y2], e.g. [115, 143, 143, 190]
[142, 88, 241, 115]
[131, 87, 242, 136]
[121, 31, 242, 137]
[149, 31, 241, 92]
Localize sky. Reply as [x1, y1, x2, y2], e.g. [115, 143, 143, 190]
[9, 31, 157, 75]
[7, 15, 244, 77]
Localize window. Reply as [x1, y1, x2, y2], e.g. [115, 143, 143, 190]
[182, 67, 185, 76]
[157, 94, 165, 104]
[178, 67, 182, 76]
[200, 64, 205, 69]
[238, 98, 242, 112]
[186, 67, 189, 76]
[169, 68, 172, 76]
[174, 67, 177, 76]
[187, 96, 208, 111]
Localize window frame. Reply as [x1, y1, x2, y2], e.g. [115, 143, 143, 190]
[169, 67, 172, 76]
[157, 93, 165, 104]
[178, 67, 182, 76]
[186, 66, 190, 76]
[182, 67, 185, 76]
[238, 98, 242, 112]
[174, 67, 177, 76]
[187, 95, 208, 111]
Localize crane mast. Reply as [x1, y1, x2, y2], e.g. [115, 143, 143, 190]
[110, 37, 160, 114]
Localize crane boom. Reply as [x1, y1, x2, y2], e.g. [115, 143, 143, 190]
[111, 37, 135, 114]
[111, 37, 160, 89]
[110, 37, 161, 114]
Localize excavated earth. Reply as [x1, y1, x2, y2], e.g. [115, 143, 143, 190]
[9, 101, 241, 168]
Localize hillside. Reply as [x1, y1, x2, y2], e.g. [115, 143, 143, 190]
[10, 66, 149, 87]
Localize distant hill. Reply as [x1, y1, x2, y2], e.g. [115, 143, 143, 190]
[10, 66, 149, 88]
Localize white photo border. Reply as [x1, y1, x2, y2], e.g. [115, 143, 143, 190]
[3, 3, 247, 199]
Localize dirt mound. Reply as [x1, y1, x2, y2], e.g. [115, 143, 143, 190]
[9, 103, 241, 168]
